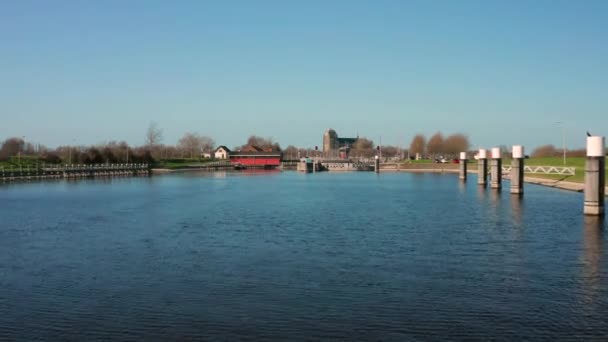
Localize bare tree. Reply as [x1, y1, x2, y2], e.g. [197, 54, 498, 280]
[426, 132, 444, 156]
[178, 132, 215, 158]
[200, 136, 215, 154]
[283, 145, 299, 160]
[178, 132, 202, 159]
[244, 135, 281, 151]
[0, 137, 24, 160]
[380, 145, 400, 159]
[146, 122, 163, 147]
[351, 137, 374, 158]
[443, 134, 470, 155]
[409, 134, 426, 157]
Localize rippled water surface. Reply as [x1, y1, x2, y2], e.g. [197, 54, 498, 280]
[1, 171, 607, 341]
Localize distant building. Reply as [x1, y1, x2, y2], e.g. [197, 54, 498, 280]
[229, 144, 282, 168]
[214, 146, 231, 159]
[323, 129, 358, 156]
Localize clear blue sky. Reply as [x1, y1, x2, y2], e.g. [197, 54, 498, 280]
[1, 0, 606, 150]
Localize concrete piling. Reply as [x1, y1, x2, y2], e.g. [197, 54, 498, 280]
[490, 147, 502, 189]
[459, 152, 467, 181]
[478, 149, 488, 186]
[584, 136, 605, 216]
[510, 145, 524, 195]
[374, 155, 380, 173]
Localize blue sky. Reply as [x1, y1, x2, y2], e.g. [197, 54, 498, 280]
[1, 0, 606, 150]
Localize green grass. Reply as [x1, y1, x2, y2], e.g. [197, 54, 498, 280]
[508, 157, 605, 183]
[153, 158, 219, 170]
[0, 156, 46, 170]
[524, 156, 586, 168]
[404, 159, 435, 164]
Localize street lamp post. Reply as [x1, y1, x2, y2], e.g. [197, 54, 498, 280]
[68, 139, 76, 165]
[18, 136, 25, 166]
[556, 122, 566, 165]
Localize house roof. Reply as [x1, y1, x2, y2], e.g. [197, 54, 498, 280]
[214, 146, 231, 153]
[240, 144, 280, 153]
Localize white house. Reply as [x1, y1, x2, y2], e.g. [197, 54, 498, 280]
[214, 146, 231, 159]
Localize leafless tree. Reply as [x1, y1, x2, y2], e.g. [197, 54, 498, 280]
[178, 132, 202, 159]
[380, 145, 400, 159]
[443, 134, 470, 155]
[200, 136, 215, 154]
[351, 137, 375, 158]
[427, 132, 444, 156]
[178, 132, 215, 158]
[0, 137, 24, 160]
[146, 122, 163, 147]
[283, 145, 299, 160]
[409, 134, 426, 157]
[244, 135, 281, 151]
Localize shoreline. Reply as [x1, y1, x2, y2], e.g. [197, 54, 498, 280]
[522, 176, 587, 193]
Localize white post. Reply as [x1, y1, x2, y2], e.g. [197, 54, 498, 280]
[478, 149, 488, 186]
[459, 152, 467, 181]
[374, 155, 380, 173]
[510, 145, 524, 195]
[584, 136, 605, 216]
[490, 147, 502, 189]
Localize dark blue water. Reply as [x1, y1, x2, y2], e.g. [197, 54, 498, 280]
[1, 171, 607, 341]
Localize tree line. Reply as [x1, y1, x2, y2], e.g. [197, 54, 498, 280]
[2, 123, 476, 165]
[530, 144, 586, 158]
[408, 132, 470, 158]
[0, 137, 155, 164]
[0, 123, 287, 165]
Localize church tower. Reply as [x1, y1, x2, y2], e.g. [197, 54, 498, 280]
[323, 129, 338, 152]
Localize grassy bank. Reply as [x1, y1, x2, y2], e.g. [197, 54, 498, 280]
[509, 157, 606, 183]
[152, 158, 220, 170]
[0, 156, 221, 171]
[0, 156, 51, 170]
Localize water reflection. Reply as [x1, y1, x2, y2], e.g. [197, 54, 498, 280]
[212, 171, 227, 178]
[477, 184, 486, 201]
[1, 172, 606, 340]
[510, 194, 524, 227]
[481, 185, 500, 226]
[580, 216, 604, 307]
[490, 188, 500, 207]
[241, 169, 281, 176]
[458, 179, 466, 194]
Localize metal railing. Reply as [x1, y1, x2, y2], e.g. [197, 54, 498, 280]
[1, 163, 151, 180]
[501, 165, 576, 176]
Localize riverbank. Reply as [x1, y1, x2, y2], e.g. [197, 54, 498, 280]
[384, 163, 608, 195]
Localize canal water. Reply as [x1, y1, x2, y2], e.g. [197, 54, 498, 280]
[1, 171, 607, 340]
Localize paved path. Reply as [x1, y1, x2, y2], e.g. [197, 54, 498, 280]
[522, 176, 608, 196]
